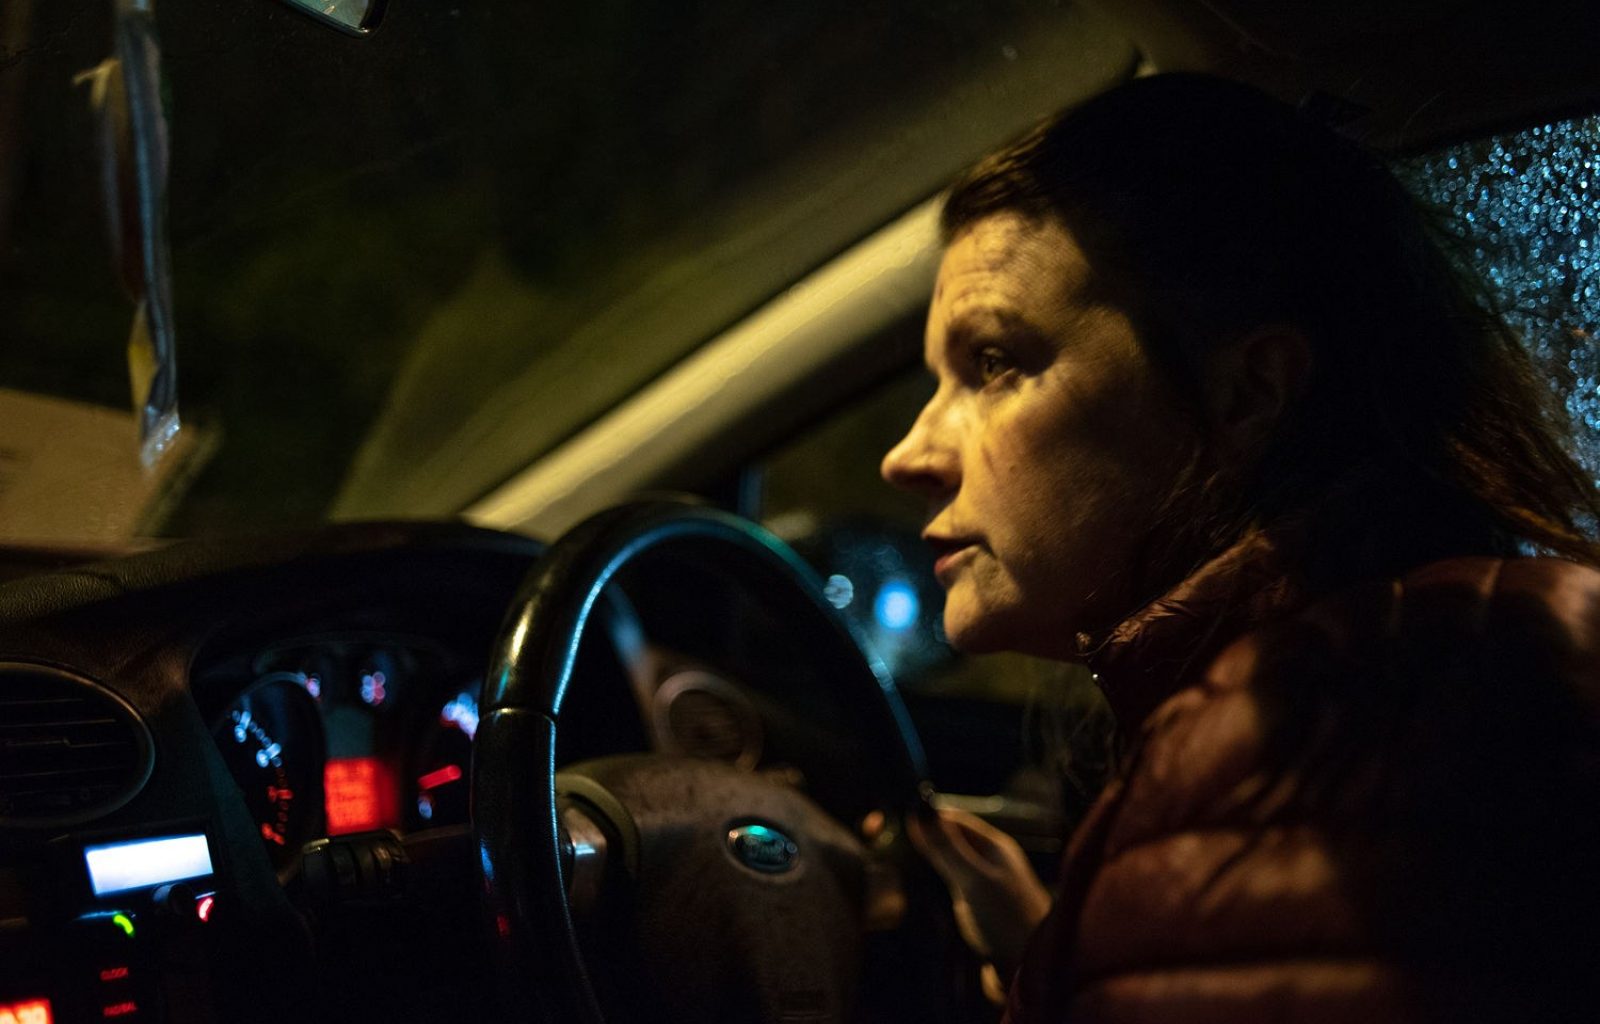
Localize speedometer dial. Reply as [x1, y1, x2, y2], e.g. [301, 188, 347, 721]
[213, 673, 326, 871]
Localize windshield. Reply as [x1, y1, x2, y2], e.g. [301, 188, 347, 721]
[0, 0, 1133, 542]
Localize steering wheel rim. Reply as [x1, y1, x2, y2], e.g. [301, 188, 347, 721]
[473, 500, 929, 1022]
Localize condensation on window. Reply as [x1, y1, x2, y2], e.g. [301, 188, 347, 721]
[1397, 117, 1600, 482]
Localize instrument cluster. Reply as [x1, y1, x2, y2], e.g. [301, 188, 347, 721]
[208, 637, 483, 875]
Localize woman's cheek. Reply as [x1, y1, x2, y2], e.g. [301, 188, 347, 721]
[977, 397, 1036, 474]
[985, 405, 1065, 500]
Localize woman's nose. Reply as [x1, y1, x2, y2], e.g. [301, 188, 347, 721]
[881, 408, 958, 498]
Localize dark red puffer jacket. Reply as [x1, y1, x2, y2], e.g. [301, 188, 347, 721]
[1005, 549, 1600, 1023]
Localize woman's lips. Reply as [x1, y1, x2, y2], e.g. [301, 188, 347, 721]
[927, 538, 979, 581]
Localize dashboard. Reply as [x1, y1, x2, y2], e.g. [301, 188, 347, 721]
[0, 519, 900, 1023]
[0, 523, 548, 1022]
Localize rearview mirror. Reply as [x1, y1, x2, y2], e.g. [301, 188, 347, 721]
[277, 0, 386, 37]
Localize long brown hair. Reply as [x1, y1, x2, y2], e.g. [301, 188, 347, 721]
[942, 73, 1600, 599]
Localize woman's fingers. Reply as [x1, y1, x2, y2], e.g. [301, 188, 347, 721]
[909, 808, 977, 878]
[914, 807, 1033, 885]
[906, 806, 1053, 971]
[942, 809, 1017, 874]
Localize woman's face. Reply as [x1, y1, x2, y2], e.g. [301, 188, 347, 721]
[881, 212, 1186, 658]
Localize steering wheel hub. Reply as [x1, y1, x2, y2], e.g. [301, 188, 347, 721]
[727, 822, 800, 875]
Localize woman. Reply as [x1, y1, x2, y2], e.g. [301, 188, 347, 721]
[882, 73, 1600, 1022]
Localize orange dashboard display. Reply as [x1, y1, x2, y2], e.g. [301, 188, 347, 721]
[323, 757, 397, 834]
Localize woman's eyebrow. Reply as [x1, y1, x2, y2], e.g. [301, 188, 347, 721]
[944, 308, 1054, 351]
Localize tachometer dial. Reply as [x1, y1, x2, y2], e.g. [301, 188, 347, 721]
[212, 673, 326, 871]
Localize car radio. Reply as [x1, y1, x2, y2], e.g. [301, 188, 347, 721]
[0, 826, 219, 1024]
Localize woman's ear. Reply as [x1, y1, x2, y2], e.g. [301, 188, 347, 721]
[1205, 325, 1312, 457]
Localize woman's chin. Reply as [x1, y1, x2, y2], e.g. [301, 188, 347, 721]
[940, 604, 1014, 655]
[943, 594, 1090, 661]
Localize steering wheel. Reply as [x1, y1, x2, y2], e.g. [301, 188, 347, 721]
[473, 501, 931, 1023]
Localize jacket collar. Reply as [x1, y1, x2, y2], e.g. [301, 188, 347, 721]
[1077, 526, 1307, 730]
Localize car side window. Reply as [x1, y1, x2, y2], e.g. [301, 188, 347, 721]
[1396, 114, 1600, 481]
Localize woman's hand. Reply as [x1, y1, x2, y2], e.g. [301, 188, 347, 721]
[906, 807, 1052, 979]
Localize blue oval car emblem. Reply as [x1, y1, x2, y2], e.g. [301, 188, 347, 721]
[727, 823, 799, 874]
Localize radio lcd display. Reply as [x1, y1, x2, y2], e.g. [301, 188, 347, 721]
[83, 833, 214, 897]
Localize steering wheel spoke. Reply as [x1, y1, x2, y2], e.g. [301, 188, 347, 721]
[557, 754, 869, 1021]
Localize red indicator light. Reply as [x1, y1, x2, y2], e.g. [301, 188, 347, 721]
[0, 998, 54, 1024]
[196, 895, 215, 923]
[98, 966, 131, 982]
[324, 757, 397, 834]
[417, 764, 463, 791]
[101, 1002, 137, 1019]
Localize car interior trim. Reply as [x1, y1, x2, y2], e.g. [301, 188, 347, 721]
[465, 200, 943, 538]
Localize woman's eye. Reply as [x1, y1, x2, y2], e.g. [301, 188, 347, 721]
[975, 347, 1012, 384]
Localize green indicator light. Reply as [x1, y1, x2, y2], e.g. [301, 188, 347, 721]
[112, 912, 135, 937]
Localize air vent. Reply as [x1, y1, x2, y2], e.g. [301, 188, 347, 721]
[0, 663, 153, 828]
